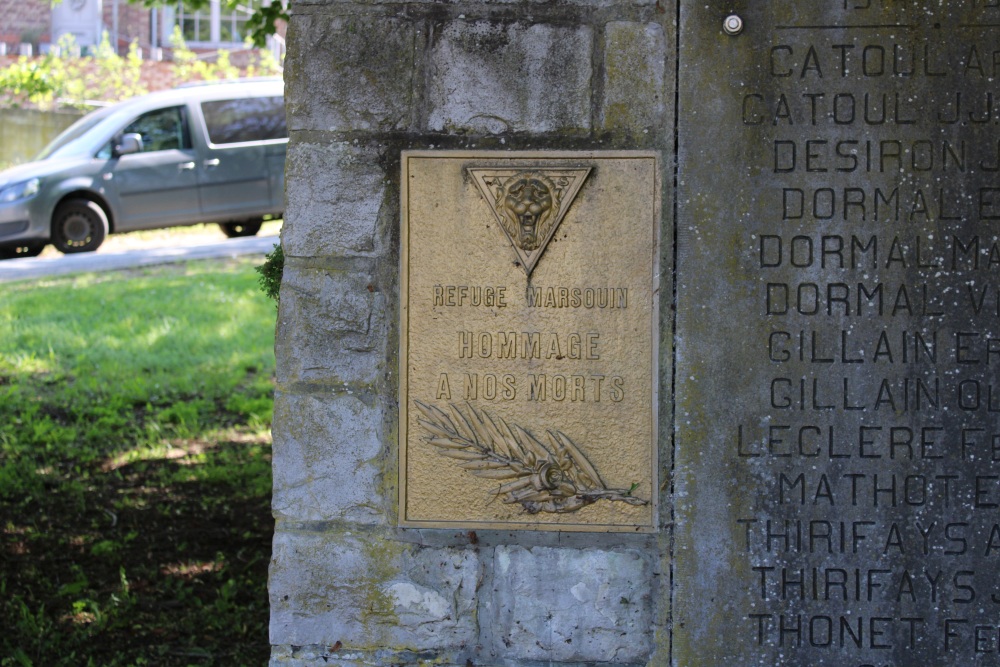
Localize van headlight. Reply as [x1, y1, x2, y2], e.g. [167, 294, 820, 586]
[0, 178, 41, 204]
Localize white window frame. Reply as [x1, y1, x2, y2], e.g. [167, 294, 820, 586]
[175, 0, 263, 48]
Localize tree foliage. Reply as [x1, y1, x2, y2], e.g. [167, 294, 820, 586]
[0, 30, 280, 110]
[0, 34, 145, 109]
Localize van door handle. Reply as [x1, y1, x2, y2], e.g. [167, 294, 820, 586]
[178, 161, 195, 171]
[203, 159, 220, 168]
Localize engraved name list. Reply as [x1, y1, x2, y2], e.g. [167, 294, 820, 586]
[676, 2, 1000, 665]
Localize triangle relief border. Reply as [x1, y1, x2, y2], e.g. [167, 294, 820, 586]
[467, 166, 592, 277]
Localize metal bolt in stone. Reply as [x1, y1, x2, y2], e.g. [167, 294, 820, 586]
[723, 14, 743, 35]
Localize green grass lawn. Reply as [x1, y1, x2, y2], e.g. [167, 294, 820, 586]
[0, 257, 275, 666]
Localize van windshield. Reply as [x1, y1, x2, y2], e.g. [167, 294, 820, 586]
[35, 106, 116, 160]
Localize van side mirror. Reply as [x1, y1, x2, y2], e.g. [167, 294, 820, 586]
[114, 133, 144, 157]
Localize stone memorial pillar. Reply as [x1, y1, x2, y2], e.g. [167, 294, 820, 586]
[272, 1, 1000, 665]
[270, 0, 672, 665]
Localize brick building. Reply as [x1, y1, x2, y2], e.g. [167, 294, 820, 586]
[0, 0, 284, 58]
[0, 0, 52, 51]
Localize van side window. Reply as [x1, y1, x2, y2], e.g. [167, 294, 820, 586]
[104, 106, 191, 156]
[201, 96, 287, 145]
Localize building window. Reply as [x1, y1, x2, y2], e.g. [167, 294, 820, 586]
[177, 0, 263, 47]
[179, 9, 210, 43]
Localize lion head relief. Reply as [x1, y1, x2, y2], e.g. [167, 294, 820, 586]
[496, 172, 561, 252]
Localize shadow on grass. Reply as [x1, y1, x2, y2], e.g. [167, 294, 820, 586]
[2, 438, 273, 667]
[0, 258, 277, 667]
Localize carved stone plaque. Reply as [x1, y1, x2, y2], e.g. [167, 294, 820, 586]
[676, 2, 1000, 665]
[400, 151, 660, 531]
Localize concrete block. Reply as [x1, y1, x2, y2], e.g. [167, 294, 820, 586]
[427, 21, 593, 134]
[285, 14, 416, 132]
[271, 391, 385, 524]
[600, 22, 667, 134]
[269, 530, 479, 650]
[275, 265, 384, 386]
[489, 546, 653, 663]
[282, 142, 386, 258]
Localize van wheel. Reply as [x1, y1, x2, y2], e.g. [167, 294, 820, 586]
[52, 199, 108, 254]
[220, 220, 262, 238]
[0, 242, 45, 259]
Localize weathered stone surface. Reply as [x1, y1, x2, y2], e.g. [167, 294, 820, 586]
[282, 142, 386, 258]
[275, 264, 384, 386]
[674, 3, 1000, 666]
[600, 22, 667, 133]
[285, 14, 416, 132]
[488, 546, 653, 663]
[271, 391, 384, 524]
[269, 530, 479, 649]
[426, 22, 593, 134]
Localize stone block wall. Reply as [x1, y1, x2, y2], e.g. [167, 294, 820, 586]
[271, 1, 675, 664]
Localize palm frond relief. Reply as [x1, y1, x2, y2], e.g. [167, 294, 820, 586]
[413, 401, 648, 514]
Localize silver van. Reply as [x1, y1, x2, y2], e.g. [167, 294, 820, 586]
[0, 78, 286, 258]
